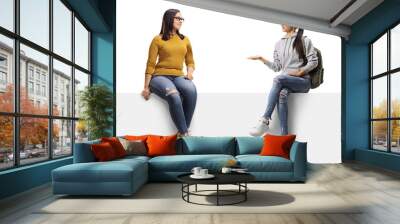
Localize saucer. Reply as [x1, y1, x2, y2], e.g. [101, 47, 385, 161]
[190, 174, 215, 179]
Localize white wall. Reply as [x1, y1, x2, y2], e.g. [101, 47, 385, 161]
[116, 0, 342, 163]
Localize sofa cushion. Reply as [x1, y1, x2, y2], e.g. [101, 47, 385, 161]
[52, 158, 148, 183]
[177, 136, 236, 155]
[235, 137, 263, 155]
[236, 155, 293, 172]
[149, 154, 235, 172]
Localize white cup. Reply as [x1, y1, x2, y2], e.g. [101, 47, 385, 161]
[221, 167, 232, 174]
[191, 167, 202, 176]
[199, 169, 208, 176]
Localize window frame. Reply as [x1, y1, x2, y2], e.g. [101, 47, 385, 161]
[369, 19, 400, 154]
[0, 0, 92, 171]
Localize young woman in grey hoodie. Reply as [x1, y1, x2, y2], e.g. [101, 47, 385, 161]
[248, 24, 318, 136]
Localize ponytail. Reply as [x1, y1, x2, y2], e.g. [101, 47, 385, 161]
[293, 28, 307, 66]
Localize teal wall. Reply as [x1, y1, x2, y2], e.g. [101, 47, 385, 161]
[0, 158, 72, 199]
[0, 0, 116, 200]
[343, 0, 400, 171]
[91, 0, 116, 136]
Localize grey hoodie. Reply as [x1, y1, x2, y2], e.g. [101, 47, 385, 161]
[264, 32, 318, 78]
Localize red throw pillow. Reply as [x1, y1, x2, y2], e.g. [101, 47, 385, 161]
[91, 142, 117, 161]
[146, 135, 177, 157]
[101, 137, 127, 158]
[259, 134, 296, 159]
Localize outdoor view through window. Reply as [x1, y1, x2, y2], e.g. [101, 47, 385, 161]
[0, 0, 91, 170]
[371, 23, 400, 153]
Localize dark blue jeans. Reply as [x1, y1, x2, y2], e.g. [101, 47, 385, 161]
[263, 73, 311, 135]
[149, 75, 197, 134]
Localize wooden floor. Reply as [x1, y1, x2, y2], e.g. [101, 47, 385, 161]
[1, 162, 400, 224]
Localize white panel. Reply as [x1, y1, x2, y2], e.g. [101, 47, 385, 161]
[116, 0, 343, 164]
[117, 93, 342, 163]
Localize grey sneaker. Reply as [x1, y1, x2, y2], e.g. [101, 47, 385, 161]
[249, 117, 269, 136]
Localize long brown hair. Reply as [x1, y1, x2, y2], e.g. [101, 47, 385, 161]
[160, 9, 185, 41]
[293, 28, 307, 66]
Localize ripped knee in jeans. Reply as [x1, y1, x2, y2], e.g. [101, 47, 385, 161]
[165, 88, 179, 96]
[279, 89, 289, 103]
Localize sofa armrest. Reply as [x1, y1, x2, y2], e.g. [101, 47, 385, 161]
[289, 141, 307, 181]
[73, 140, 100, 163]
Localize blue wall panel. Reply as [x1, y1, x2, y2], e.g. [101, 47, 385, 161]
[343, 0, 400, 171]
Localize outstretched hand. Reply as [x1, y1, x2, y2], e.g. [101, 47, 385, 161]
[247, 55, 262, 60]
[247, 56, 267, 64]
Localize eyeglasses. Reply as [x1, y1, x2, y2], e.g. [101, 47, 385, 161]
[174, 17, 185, 22]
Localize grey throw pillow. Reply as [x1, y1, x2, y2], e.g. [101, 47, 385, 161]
[118, 137, 147, 156]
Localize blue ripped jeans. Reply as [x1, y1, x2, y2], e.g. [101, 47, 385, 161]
[263, 73, 311, 135]
[149, 75, 197, 134]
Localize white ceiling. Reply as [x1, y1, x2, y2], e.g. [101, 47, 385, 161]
[226, 0, 353, 23]
[165, 0, 384, 38]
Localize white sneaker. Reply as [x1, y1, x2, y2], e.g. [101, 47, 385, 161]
[250, 117, 269, 136]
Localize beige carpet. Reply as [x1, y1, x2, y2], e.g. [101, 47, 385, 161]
[37, 183, 362, 214]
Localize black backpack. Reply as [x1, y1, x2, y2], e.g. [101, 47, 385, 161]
[307, 47, 324, 89]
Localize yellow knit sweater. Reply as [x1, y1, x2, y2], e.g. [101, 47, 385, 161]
[145, 34, 195, 76]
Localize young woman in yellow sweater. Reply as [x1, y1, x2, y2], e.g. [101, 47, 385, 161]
[142, 9, 197, 137]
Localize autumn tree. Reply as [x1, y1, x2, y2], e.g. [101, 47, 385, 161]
[0, 84, 60, 153]
[372, 99, 400, 143]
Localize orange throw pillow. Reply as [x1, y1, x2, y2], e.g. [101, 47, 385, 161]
[101, 137, 127, 158]
[259, 134, 296, 159]
[124, 135, 151, 141]
[146, 135, 177, 157]
[91, 142, 117, 161]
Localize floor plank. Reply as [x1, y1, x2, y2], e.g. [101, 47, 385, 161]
[1, 162, 400, 224]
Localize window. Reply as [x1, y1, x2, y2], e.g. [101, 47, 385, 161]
[20, 0, 49, 48]
[0, 0, 91, 170]
[74, 69, 89, 118]
[28, 81, 34, 94]
[53, 59, 72, 117]
[28, 67, 34, 80]
[53, 119, 72, 158]
[391, 24, 400, 70]
[19, 117, 49, 165]
[53, 0, 72, 60]
[0, 0, 13, 32]
[0, 54, 7, 67]
[42, 85, 46, 97]
[74, 18, 89, 70]
[35, 70, 40, 81]
[0, 34, 13, 113]
[35, 83, 40, 95]
[0, 71, 6, 85]
[0, 116, 13, 170]
[370, 23, 400, 154]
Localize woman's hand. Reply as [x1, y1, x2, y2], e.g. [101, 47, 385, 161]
[141, 88, 151, 100]
[288, 69, 305, 77]
[185, 73, 194, 80]
[247, 55, 267, 64]
[185, 67, 194, 80]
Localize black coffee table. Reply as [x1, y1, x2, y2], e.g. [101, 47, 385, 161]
[177, 172, 255, 206]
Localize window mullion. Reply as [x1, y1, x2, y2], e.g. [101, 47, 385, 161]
[13, 0, 21, 167]
[388, 30, 391, 152]
[71, 10, 76, 155]
[48, 0, 54, 160]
